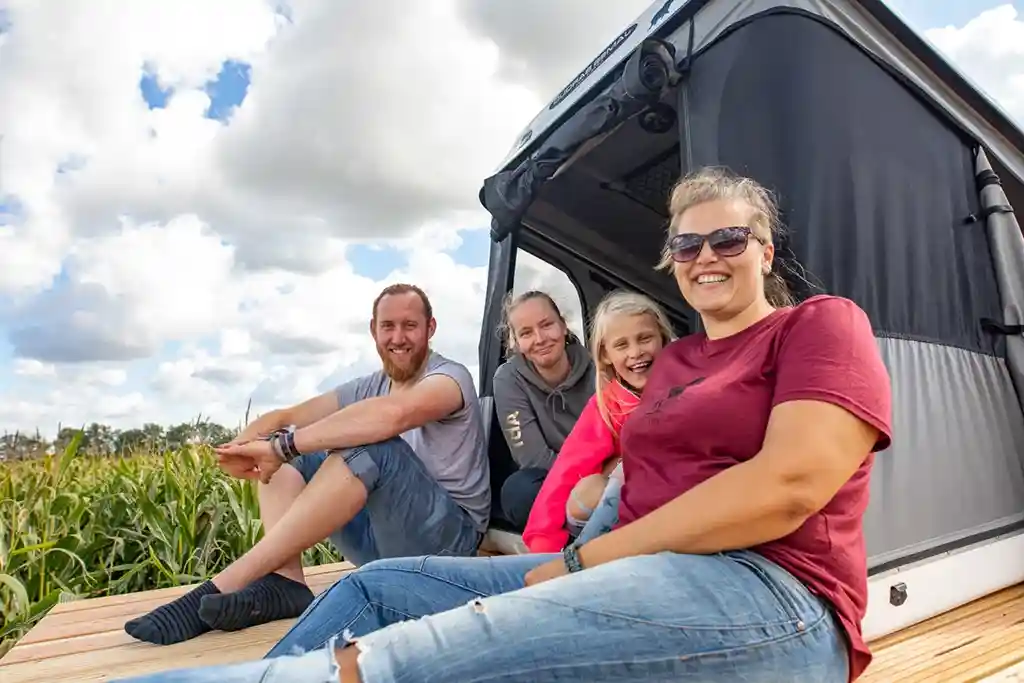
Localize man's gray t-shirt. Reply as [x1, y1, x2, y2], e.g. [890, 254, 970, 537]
[334, 352, 491, 531]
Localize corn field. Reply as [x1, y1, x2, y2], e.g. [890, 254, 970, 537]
[0, 435, 340, 659]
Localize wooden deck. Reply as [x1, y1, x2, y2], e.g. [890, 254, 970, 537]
[2, 564, 1024, 682]
[862, 583, 1024, 682]
[0, 562, 356, 683]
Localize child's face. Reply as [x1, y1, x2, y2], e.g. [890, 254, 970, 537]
[601, 313, 665, 390]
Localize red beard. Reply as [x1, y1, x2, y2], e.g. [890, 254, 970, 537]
[378, 343, 429, 383]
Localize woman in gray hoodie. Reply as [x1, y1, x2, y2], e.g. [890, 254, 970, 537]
[492, 290, 595, 530]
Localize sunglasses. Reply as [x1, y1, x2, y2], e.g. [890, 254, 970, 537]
[668, 226, 766, 263]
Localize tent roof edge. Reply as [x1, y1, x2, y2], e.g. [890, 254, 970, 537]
[491, 0, 1024, 188]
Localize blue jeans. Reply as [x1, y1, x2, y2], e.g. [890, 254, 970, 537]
[113, 550, 849, 682]
[291, 437, 481, 566]
[575, 473, 623, 545]
[499, 467, 547, 530]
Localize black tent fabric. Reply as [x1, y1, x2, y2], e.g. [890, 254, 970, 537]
[479, 40, 682, 241]
[679, 10, 1002, 356]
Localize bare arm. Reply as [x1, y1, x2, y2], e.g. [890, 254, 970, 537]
[292, 374, 464, 454]
[233, 390, 340, 442]
[577, 399, 881, 567]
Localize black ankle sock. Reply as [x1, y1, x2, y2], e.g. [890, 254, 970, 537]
[198, 573, 314, 631]
[124, 580, 220, 645]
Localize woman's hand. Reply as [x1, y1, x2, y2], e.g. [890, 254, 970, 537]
[213, 440, 282, 484]
[524, 557, 569, 587]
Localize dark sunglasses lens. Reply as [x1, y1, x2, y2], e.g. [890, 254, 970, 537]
[670, 235, 703, 262]
[709, 228, 749, 257]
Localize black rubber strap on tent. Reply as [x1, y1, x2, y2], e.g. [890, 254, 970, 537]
[980, 204, 1016, 219]
[675, 19, 696, 175]
[981, 318, 1024, 336]
[677, 17, 696, 73]
[963, 204, 1015, 224]
[967, 167, 1014, 222]
[977, 167, 1002, 189]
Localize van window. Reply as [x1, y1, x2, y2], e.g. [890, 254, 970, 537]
[512, 249, 586, 345]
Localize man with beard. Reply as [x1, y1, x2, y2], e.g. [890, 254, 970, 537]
[124, 284, 491, 645]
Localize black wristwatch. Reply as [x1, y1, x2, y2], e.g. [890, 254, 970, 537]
[562, 543, 584, 573]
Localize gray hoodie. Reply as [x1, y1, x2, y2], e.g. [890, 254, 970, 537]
[492, 342, 595, 470]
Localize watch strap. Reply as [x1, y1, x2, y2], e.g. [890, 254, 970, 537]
[562, 543, 584, 573]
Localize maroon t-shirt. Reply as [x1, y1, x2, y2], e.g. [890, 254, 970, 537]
[617, 295, 892, 681]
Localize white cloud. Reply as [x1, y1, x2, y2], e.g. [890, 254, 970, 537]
[925, 5, 1024, 121]
[212, 0, 541, 251]
[12, 358, 55, 377]
[8, 214, 239, 362]
[456, 0, 652, 100]
[2, 1, 1022, 436]
[0, 0, 281, 294]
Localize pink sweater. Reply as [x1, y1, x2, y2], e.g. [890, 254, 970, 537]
[522, 380, 640, 553]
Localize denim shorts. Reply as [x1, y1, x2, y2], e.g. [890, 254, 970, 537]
[289, 437, 481, 566]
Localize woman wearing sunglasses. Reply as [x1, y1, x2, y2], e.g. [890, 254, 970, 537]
[116, 167, 892, 683]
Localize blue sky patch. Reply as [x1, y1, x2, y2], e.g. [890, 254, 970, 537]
[0, 194, 23, 223]
[347, 229, 494, 280]
[205, 60, 252, 121]
[0, 338, 14, 402]
[348, 244, 404, 280]
[139, 68, 172, 109]
[449, 228, 491, 268]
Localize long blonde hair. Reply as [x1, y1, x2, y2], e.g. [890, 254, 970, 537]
[588, 290, 675, 435]
[656, 166, 795, 308]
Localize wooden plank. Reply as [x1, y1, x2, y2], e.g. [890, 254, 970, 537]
[45, 562, 351, 615]
[0, 562, 355, 681]
[12, 565, 350, 648]
[861, 583, 1024, 682]
[0, 623, 297, 683]
[983, 659, 1024, 682]
[28, 570, 346, 630]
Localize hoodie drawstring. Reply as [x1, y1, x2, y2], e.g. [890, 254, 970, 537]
[545, 389, 569, 414]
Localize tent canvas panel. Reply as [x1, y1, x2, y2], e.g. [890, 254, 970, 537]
[682, 10, 1000, 354]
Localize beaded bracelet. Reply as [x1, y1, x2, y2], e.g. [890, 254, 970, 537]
[283, 430, 301, 460]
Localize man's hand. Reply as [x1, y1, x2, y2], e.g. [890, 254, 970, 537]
[213, 440, 283, 484]
[523, 557, 569, 587]
[224, 422, 271, 448]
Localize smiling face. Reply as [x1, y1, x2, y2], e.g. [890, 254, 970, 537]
[371, 292, 435, 382]
[671, 198, 775, 326]
[600, 312, 665, 390]
[508, 296, 569, 370]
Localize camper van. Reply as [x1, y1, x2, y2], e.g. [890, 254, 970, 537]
[477, 0, 1024, 678]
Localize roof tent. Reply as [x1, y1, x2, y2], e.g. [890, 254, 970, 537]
[479, 0, 1024, 638]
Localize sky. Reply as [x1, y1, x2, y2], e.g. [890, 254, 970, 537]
[0, 0, 1022, 437]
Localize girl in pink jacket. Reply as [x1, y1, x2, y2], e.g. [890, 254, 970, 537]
[522, 290, 676, 553]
